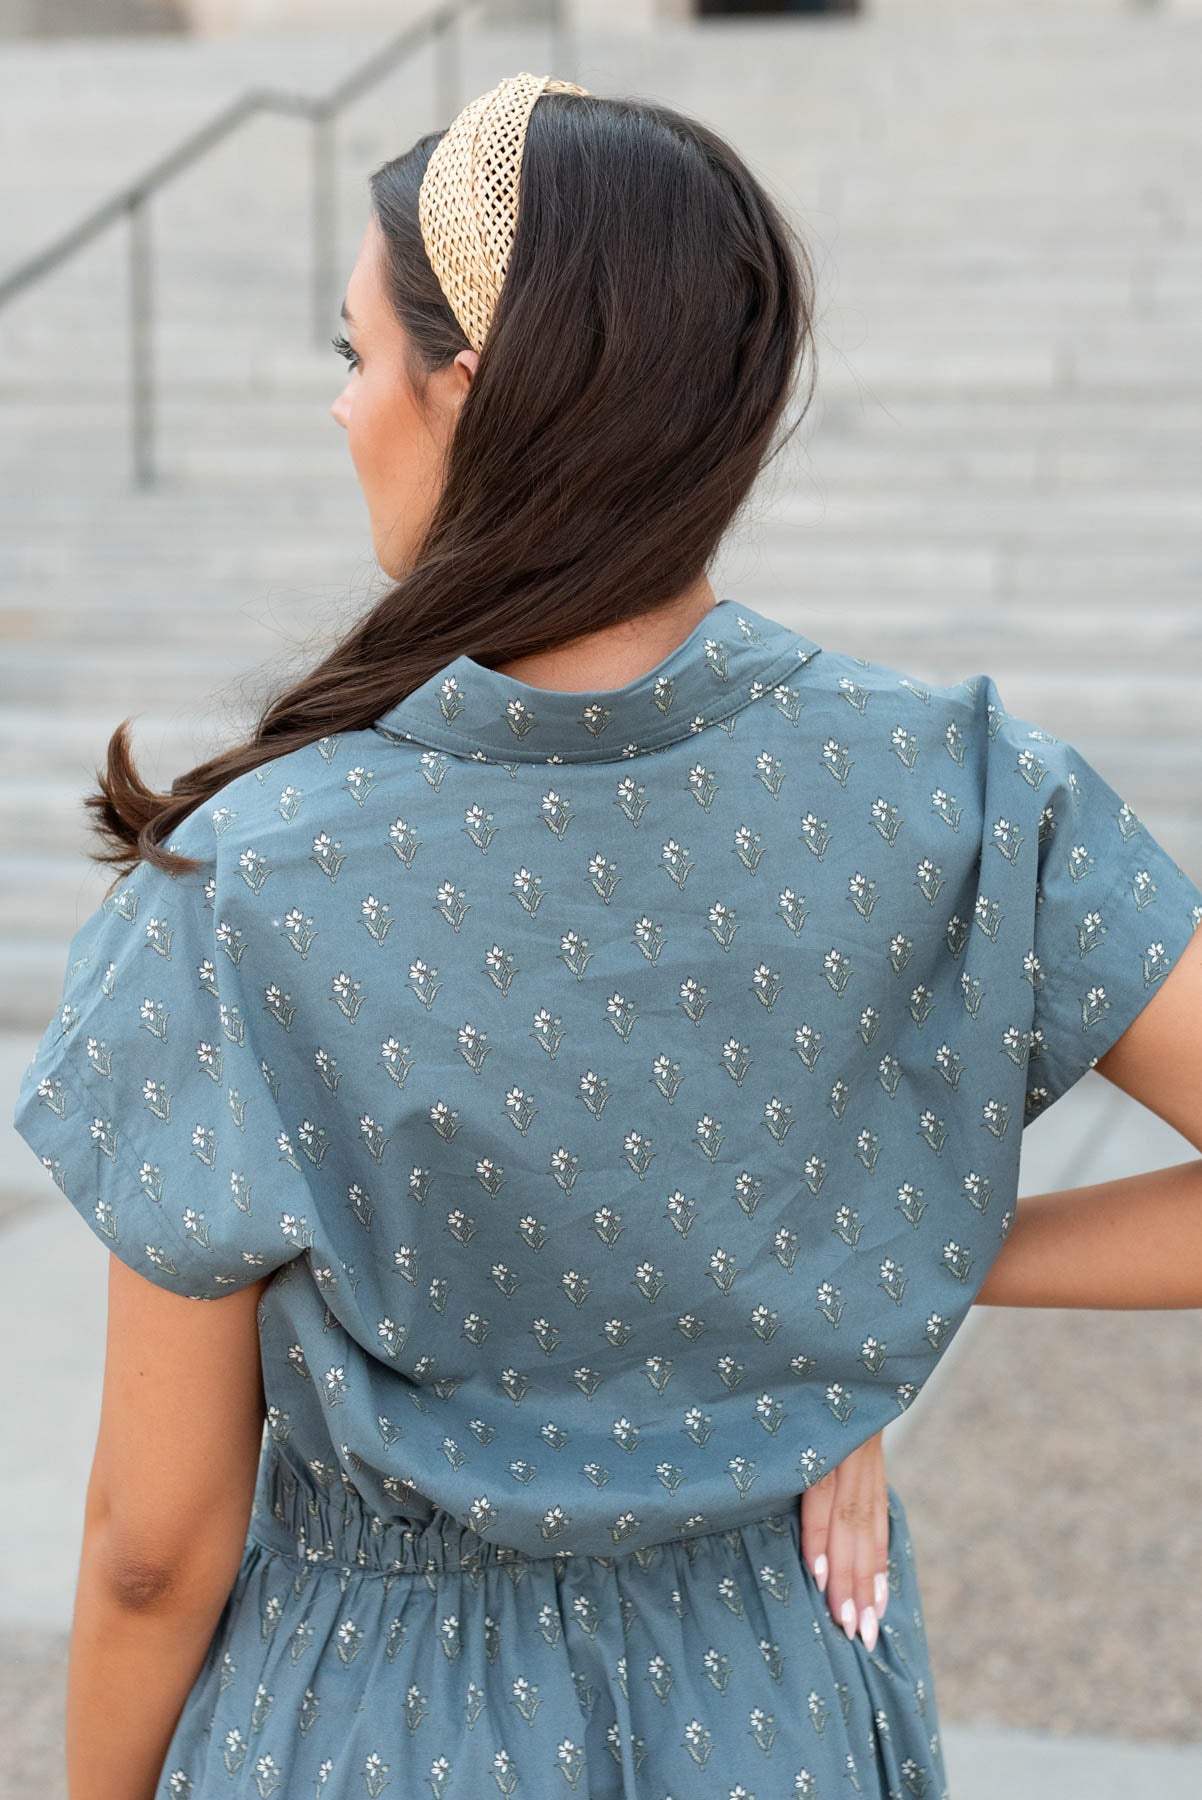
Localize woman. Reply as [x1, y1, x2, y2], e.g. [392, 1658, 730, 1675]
[13, 71, 1202, 1800]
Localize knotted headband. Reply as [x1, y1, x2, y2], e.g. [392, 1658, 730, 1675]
[418, 70, 593, 354]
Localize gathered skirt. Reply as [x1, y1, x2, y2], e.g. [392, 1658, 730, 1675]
[156, 1440, 950, 1799]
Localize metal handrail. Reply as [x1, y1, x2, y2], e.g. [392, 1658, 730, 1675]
[0, 0, 571, 488]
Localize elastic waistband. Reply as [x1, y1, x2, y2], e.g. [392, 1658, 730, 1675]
[247, 1443, 530, 1576]
[247, 1440, 800, 1577]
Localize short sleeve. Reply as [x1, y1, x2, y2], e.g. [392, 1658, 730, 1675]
[11, 834, 313, 1299]
[984, 695, 1202, 1121]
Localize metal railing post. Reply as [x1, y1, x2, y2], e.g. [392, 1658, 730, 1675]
[435, 7, 461, 132]
[312, 108, 337, 349]
[128, 192, 155, 489]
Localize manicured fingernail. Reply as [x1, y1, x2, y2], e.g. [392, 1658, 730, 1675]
[859, 1605, 878, 1652]
[814, 1553, 828, 1593]
[874, 1571, 888, 1616]
[840, 1597, 857, 1639]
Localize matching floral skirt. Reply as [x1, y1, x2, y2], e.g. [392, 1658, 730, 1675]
[157, 1443, 950, 1799]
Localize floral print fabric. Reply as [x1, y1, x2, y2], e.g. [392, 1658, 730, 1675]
[13, 597, 1201, 1797]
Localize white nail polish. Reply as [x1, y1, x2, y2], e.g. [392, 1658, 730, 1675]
[840, 1597, 857, 1638]
[860, 1605, 878, 1652]
[874, 1571, 888, 1616]
[814, 1553, 828, 1593]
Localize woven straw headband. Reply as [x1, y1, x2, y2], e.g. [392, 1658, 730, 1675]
[418, 70, 592, 354]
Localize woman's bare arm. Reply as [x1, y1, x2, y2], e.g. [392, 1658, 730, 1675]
[976, 920, 1202, 1310]
[69, 1259, 269, 1800]
[974, 1158, 1202, 1308]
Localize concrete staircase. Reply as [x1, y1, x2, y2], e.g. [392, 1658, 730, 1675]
[1, 4, 1200, 1792]
[1, 5, 1199, 1026]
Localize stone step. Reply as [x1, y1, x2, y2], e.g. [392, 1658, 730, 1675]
[2, 480, 1200, 541]
[6, 401, 1202, 461]
[2, 412, 1202, 482]
[5, 397, 1202, 454]
[9, 243, 1202, 314]
[0, 645, 254, 708]
[1, 568, 1198, 648]
[1, 552, 1197, 621]
[142, 442, 1202, 491]
[0, 707, 215, 784]
[6, 320, 1202, 389]
[0, 423, 1197, 490]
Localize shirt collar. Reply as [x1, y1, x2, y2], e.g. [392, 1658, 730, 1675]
[370, 597, 823, 764]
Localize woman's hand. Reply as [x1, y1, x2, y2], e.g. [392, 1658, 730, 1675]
[800, 1430, 889, 1652]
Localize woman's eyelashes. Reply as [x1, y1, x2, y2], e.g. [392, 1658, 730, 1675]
[331, 333, 360, 371]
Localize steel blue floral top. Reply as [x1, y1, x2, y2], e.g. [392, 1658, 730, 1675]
[15, 597, 1202, 1799]
[13, 598, 1202, 1562]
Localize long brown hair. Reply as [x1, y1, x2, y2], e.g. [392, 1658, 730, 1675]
[88, 88, 819, 883]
